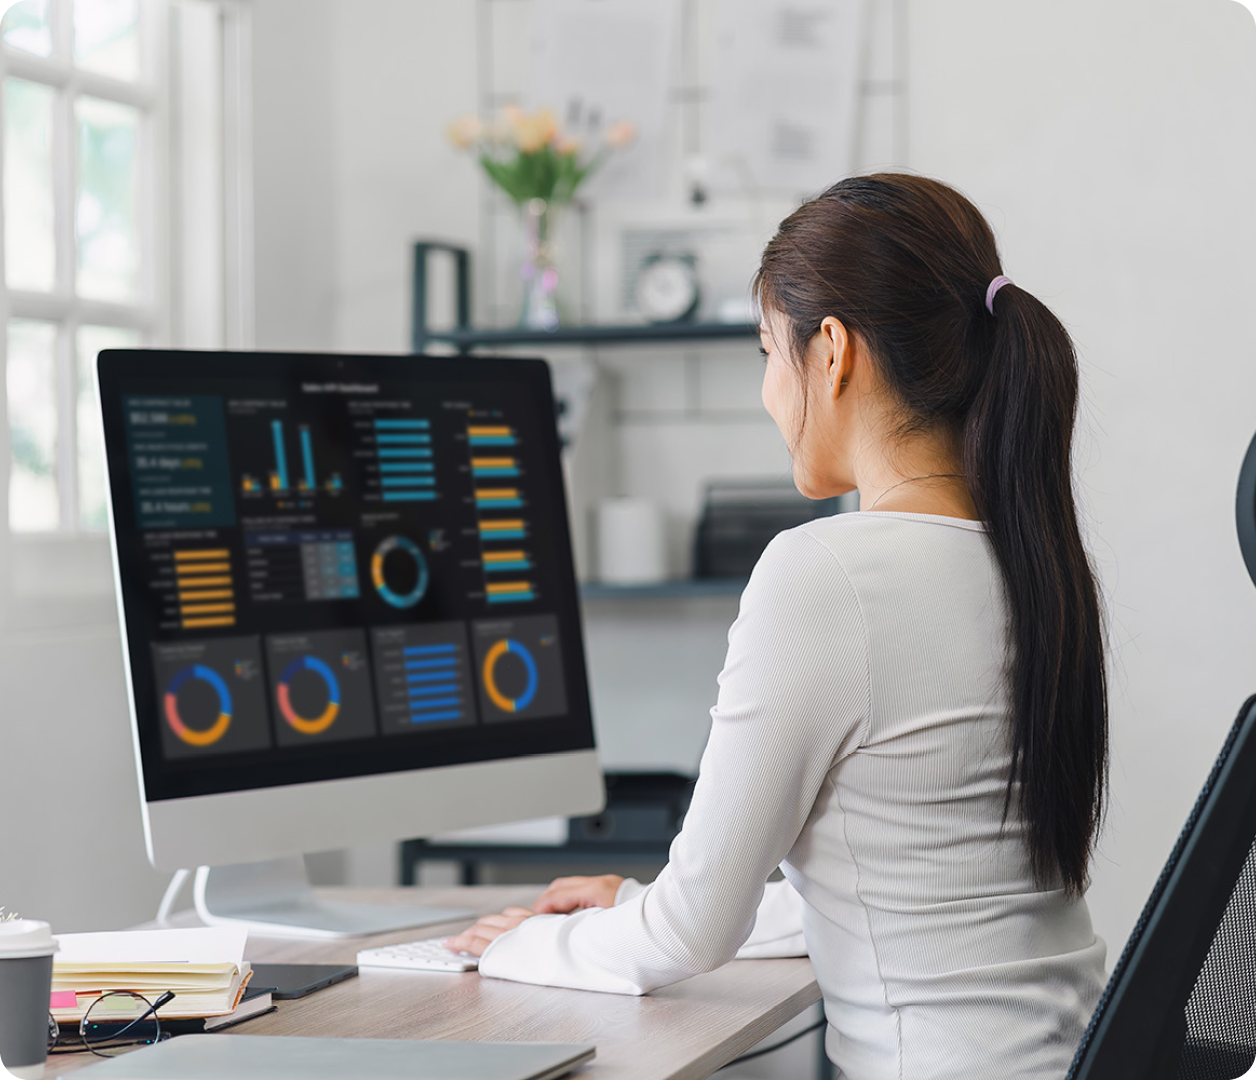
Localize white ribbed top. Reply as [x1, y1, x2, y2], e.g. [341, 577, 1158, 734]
[480, 512, 1108, 1080]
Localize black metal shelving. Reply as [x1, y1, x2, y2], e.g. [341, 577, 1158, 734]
[412, 240, 756, 354]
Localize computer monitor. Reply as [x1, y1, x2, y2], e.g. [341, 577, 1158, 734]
[97, 349, 604, 937]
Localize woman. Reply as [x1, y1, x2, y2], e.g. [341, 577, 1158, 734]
[445, 173, 1110, 1079]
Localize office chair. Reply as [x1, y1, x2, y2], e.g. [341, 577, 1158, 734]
[1067, 432, 1256, 1079]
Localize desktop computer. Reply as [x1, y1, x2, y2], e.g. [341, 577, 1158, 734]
[96, 349, 605, 937]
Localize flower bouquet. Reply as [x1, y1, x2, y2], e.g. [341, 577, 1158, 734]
[447, 106, 636, 329]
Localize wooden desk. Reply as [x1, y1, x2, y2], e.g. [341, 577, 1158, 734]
[51, 886, 821, 1080]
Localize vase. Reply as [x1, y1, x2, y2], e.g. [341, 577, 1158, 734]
[518, 197, 563, 331]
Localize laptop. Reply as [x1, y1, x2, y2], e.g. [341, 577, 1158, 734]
[59, 1034, 596, 1080]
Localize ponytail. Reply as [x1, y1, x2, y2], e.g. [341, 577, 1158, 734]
[966, 284, 1108, 895]
[755, 173, 1108, 896]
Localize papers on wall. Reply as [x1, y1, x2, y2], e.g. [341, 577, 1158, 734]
[527, 0, 677, 199]
[705, 0, 871, 197]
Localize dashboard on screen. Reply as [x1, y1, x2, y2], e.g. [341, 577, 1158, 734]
[97, 351, 595, 804]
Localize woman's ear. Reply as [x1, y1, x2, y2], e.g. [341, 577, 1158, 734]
[818, 316, 853, 400]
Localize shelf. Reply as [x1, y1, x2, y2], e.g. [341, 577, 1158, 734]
[580, 577, 747, 601]
[415, 320, 758, 354]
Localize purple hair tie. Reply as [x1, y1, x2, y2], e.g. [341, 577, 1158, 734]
[985, 275, 1013, 314]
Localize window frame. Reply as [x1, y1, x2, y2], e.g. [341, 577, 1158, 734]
[0, 0, 254, 628]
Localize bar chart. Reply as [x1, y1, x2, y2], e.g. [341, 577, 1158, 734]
[249, 419, 342, 499]
[171, 547, 237, 629]
[366, 418, 437, 504]
[370, 623, 478, 733]
[467, 420, 537, 606]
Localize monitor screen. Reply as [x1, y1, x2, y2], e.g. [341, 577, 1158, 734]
[97, 350, 596, 808]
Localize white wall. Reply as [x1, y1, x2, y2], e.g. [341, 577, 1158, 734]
[906, 0, 1256, 954]
[252, 0, 339, 352]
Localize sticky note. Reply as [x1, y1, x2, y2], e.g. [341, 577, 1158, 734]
[49, 991, 77, 1008]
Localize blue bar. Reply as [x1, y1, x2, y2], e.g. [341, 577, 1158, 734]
[380, 461, 434, 473]
[472, 467, 520, 478]
[410, 710, 463, 724]
[469, 435, 517, 446]
[383, 491, 439, 502]
[477, 497, 524, 509]
[403, 644, 457, 657]
[480, 528, 526, 540]
[375, 419, 430, 430]
[271, 420, 288, 491]
[300, 427, 315, 491]
[487, 591, 536, 604]
[406, 658, 457, 671]
[377, 434, 432, 444]
[378, 448, 433, 459]
[406, 670, 457, 684]
[381, 475, 436, 488]
[484, 560, 532, 572]
[408, 684, 460, 697]
[405, 696, 461, 709]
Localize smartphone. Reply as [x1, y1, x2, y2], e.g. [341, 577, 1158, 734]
[248, 962, 358, 1000]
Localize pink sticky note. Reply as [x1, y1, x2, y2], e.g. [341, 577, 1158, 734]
[49, 991, 77, 1009]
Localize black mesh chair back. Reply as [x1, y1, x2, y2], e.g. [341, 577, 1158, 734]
[1068, 695, 1256, 1079]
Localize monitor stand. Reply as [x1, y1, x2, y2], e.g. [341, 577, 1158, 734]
[192, 858, 474, 939]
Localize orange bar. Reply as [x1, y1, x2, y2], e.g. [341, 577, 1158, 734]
[181, 616, 235, 629]
[483, 551, 526, 562]
[176, 561, 230, 574]
[174, 549, 230, 561]
[471, 457, 515, 468]
[467, 426, 511, 437]
[174, 575, 232, 588]
[479, 520, 524, 531]
[476, 488, 518, 499]
[178, 589, 234, 602]
[486, 582, 532, 594]
[180, 602, 236, 616]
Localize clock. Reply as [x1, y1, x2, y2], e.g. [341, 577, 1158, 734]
[633, 253, 701, 324]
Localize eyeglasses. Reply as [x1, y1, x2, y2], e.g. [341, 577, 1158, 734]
[47, 990, 176, 1057]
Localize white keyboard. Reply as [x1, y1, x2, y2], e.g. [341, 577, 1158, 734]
[356, 936, 479, 973]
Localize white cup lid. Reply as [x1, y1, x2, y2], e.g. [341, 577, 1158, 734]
[0, 919, 57, 959]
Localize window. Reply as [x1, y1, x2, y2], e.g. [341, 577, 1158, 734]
[0, 0, 252, 621]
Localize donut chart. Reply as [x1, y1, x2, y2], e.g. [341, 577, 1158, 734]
[164, 664, 232, 747]
[371, 536, 429, 609]
[481, 638, 539, 713]
[277, 655, 341, 735]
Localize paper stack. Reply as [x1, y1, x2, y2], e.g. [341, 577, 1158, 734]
[51, 927, 252, 1023]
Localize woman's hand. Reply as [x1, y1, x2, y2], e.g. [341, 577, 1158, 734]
[532, 874, 624, 914]
[442, 876, 624, 957]
[443, 906, 535, 957]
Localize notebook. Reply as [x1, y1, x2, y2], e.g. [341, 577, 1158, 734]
[59, 1034, 596, 1080]
[51, 928, 250, 1022]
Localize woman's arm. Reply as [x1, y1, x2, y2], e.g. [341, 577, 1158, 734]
[473, 528, 869, 994]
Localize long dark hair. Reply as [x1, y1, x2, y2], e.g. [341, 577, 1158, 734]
[754, 173, 1107, 896]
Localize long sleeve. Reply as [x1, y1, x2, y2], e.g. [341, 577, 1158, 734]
[478, 528, 869, 993]
[615, 877, 807, 958]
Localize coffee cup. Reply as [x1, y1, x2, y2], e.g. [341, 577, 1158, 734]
[0, 920, 57, 1080]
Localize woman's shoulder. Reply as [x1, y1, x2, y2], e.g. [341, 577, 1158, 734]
[752, 510, 991, 594]
[792, 510, 987, 559]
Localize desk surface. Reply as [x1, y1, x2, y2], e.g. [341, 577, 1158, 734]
[52, 886, 820, 1080]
